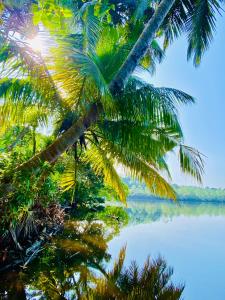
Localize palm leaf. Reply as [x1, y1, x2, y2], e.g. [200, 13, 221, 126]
[179, 144, 204, 182]
[186, 0, 221, 66]
[59, 160, 76, 192]
[100, 140, 176, 200]
[108, 246, 126, 282]
[109, 78, 194, 128]
[122, 155, 176, 200]
[83, 144, 127, 203]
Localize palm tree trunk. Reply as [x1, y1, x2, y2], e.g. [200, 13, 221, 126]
[32, 126, 37, 155]
[109, 0, 176, 94]
[71, 143, 78, 207]
[15, 103, 100, 171]
[11, 0, 175, 172]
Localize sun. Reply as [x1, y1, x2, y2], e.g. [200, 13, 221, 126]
[27, 35, 44, 53]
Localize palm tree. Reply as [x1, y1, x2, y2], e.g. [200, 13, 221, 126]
[0, 1, 205, 200]
[1, 0, 220, 196]
[1, 0, 219, 170]
[0, 44, 204, 200]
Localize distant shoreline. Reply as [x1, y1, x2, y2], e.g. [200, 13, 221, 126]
[128, 195, 225, 204]
[123, 177, 225, 204]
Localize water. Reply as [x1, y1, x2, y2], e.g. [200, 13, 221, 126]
[109, 200, 225, 300]
[1, 200, 225, 299]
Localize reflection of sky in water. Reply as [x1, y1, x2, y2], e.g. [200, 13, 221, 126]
[109, 205, 225, 300]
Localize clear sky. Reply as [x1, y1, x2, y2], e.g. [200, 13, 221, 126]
[151, 14, 225, 188]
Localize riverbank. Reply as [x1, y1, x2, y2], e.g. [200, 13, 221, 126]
[0, 203, 64, 273]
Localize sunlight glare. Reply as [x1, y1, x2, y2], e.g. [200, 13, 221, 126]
[27, 35, 44, 54]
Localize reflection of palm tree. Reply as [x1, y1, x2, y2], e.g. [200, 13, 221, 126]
[17, 220, 183, 300]
[23, 220, 113, 299]
[88, 247, 183, 299]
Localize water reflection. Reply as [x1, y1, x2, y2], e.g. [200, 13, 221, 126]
[127, 199, 225, 224]
[0, 217, 183, 299]
[3, 200, 222, 299]
[109, 199, 225, 300]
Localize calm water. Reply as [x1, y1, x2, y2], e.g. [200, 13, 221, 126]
[109, 200, 225, 300]
[1, 199, 225, 299]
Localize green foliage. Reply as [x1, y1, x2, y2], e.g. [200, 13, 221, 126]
[83, 144, 128, 203]
[175, 184, 225, 202]
[32, 0, 73, 34]
[124, 177, 225, 203]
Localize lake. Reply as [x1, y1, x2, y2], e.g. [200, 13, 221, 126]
[109, 199, 225, 300]
[1, 199, 225, 299]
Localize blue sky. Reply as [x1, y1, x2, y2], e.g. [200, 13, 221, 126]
[151, 14, 225, 188]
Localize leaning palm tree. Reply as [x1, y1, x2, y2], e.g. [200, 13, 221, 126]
[0, 1, 205, 200]
[0, 0, 222, 171]
[3, 0, 219, 163]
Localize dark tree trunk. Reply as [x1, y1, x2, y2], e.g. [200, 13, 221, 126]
[15, 103, 100, 172]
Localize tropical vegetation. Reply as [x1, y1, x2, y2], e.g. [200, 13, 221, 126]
[0, 0, 224, 297]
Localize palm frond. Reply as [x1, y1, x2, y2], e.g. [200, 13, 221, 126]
[109, 78, 194, 127]
[59, 160, 76, 192]
[122, 154, 176, 200]
[141, 39, 165, 74]
[70, 51, 111, 97]
[186, 0, 221, 66]
[161, 0, 223, 66]
[52, 43, 112, 109]
[83, 144, 127, 203]
[91, 249, 184, 299]
[0, 35, 65, 110]
[99, 120, 178, 168]
[0, 78, 44, 106]
[108, 246, 126, 282]
[161, 0, 192, 48]
[100, 140, 176, 200]
[0, 78, 53, 130]
[179, 144, 204, 182]
[78, 2, 102, 54]
[95, 25, 133, 83]
[118, 256, 184, 299]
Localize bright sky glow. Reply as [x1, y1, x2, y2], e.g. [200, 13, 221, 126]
[27, 35, 44, 53]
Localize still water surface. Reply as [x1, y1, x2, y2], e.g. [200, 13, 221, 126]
[109, 200, 225, 300]
[1, 199, 225, 299]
